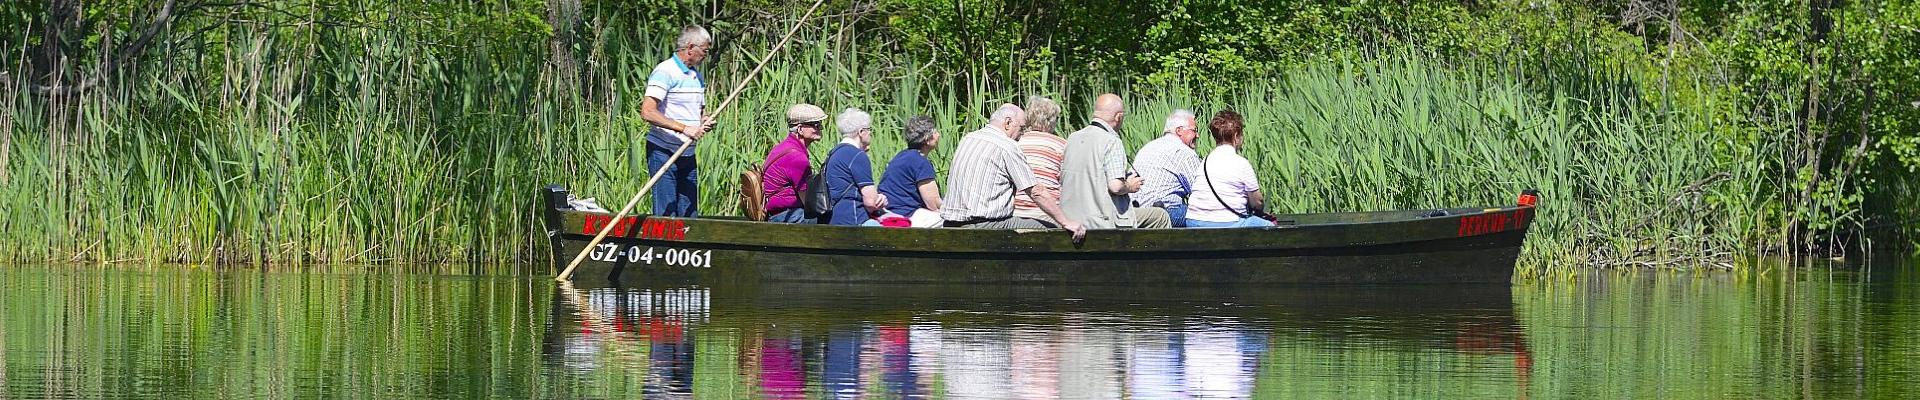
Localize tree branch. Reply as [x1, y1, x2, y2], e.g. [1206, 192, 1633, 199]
[32, 0, 179, 95]
[32, 0, 294, 96]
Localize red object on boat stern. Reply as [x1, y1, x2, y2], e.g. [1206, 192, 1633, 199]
[1517, 189, 1539, 207]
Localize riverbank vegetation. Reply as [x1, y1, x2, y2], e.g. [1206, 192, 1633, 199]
[2, 1, 1915, 271]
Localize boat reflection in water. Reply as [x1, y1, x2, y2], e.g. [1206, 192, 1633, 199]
[541, 280, 1532, 398]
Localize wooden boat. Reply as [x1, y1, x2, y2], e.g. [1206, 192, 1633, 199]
[540, 185, 1538, 285]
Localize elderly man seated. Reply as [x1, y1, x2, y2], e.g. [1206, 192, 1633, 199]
[1130, 109, 1203, 227]
[940, 104, 1087, 240]
[760, 103, 828, 223]
[1059, 93, 1172, 229]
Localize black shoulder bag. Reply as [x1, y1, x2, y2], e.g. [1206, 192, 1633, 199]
[801, 145, 846, 217]
[803, 171, 830, 217]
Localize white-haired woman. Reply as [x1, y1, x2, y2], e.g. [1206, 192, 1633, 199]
[821, 108, 888, 226]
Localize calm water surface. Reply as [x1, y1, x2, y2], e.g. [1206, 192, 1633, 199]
[2, 258, 1916, 399]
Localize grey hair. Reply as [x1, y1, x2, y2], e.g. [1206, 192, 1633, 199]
[675, 25, 712, 50]
[988, 104, 1024, 128]
[1024, 95, 1062, 133]
[1162, 108, 1197, 134]
[903, 115, 938, 150]
[837, 108, 872, 138]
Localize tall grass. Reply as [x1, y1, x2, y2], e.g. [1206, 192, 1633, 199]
[0, 16, 999, 266]
[1205, 55, 1761, 272]
[0, 15, 1792, 272]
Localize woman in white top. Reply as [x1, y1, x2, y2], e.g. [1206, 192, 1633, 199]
[1185, 110, 1275, 228]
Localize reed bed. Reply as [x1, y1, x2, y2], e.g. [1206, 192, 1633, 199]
[0, 18, 1790, 274]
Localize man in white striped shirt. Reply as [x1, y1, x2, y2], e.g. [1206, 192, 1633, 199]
[940, 104, 1087, 240]
[1130, 109, 1203, 227]
[639, 25, 718, 217]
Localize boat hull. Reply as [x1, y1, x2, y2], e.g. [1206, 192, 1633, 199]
[540, 186, 1531, 285]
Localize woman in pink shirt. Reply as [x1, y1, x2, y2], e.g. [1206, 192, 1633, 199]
[762, 104, 828, 223]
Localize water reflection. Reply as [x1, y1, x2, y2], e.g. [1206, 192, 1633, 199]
[548, 285, 704, 398]
[542, 282, 1532, 398]
[3, 258, 1915, 398]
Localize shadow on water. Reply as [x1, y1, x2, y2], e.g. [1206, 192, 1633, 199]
[540, 281, 1533, 398]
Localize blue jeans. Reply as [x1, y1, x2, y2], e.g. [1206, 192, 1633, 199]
[646, 141, 699, 217]
[767, 208, 807, 223]
[1161, 202, 1188, 228]
[1186, 216, 1276, 228]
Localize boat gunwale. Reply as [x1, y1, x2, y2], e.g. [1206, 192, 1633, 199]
[546, 203, 1535, 255]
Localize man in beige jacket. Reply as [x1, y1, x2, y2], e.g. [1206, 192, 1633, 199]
[1058, 93, 1172, 229]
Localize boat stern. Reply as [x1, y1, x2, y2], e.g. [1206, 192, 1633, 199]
[540, 185, 572, 269]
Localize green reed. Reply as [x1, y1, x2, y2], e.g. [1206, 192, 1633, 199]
[0, 18, 1789, 273]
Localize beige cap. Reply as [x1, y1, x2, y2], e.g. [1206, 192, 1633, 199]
[786, 104, 827, 125]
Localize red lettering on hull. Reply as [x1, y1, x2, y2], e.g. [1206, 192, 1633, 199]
[637, 219, 687, 241]
[579, 215, 687, 241]
[1456, 209, 1534, 237]
[581, 214, 640, 236]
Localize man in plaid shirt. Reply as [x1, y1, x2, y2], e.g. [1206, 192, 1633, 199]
[1129, 109, 1202, 227]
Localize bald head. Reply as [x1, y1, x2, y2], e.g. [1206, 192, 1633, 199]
[1092, 93, 1126, 128]
[989, 103, 1027, 139]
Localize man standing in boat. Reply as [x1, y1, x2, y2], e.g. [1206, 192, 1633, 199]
[1059, 93, 1173, 229]
[941, 104, 1088, 239]
[1131, 109, 1203, 227]
[639, 25, 718, 218]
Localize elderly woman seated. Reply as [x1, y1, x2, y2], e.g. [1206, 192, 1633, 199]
[1185, 110, 1276, 228]
[1012, 95, 1066, 225]
[820, 108, 889, 226]
[869, 115, 945, 227]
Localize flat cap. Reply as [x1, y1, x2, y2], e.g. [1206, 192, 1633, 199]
[786, 104, 827, 125]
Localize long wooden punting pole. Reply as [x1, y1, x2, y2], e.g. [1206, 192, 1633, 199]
[557, 0, 827, 282]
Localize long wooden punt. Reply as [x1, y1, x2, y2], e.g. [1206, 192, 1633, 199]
[541, 185, 1537, 285]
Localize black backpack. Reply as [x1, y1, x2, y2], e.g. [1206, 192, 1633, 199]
[802, 144, 856, 218]
[802, 169, 830, 217]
